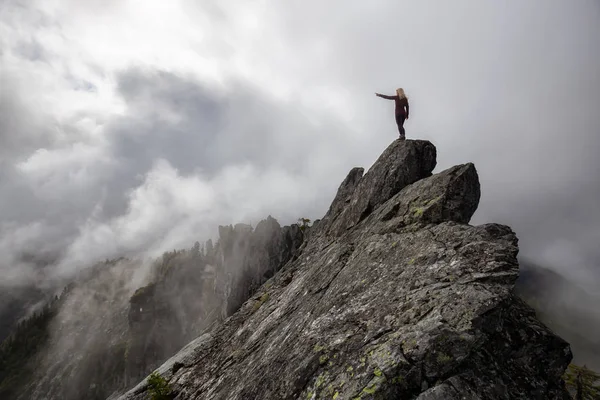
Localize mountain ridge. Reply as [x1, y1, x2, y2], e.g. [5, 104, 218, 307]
[114, 139, 573, 400]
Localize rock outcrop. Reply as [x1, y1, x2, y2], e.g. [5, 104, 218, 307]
[318, 140, 437, 237]
[117, 139, 572, 400]
[217, 217, 305, 316]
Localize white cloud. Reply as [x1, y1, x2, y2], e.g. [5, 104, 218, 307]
[0, 0, 599, 288]
[17, 142, 114, 198]
[56, 157, 322, 277]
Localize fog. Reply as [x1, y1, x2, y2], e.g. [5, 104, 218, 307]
[1, 0, 598, 293]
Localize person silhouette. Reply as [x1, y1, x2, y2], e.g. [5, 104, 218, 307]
[375, 88, 410, 140]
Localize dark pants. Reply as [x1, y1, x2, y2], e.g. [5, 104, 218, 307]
[395, 112, 406, 139]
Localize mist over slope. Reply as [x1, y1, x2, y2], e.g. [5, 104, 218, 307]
[0, 217, 306, 400]
[516, 261, 600, 371]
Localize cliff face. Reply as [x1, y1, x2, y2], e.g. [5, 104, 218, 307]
[117, 139, 572, 400]
[216, 217, 305, 316]
[123, 218, 305, 388]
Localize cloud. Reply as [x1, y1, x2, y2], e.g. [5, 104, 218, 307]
[0, 58, 354, 284]
[0, 0, 599, 295]
[49, 66, 359, 278]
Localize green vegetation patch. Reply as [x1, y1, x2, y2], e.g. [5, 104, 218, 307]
[252, 292, 270, 312]
[436, 352, 452, 364]
[147, 371, 174, 400]
[563, 363, 600, 399]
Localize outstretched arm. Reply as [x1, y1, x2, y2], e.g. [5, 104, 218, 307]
[375, 93, 397, 100]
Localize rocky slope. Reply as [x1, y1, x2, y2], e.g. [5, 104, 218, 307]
[116, 139, 573, 400]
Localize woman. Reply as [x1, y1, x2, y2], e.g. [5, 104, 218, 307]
[375, 88, 410, 140]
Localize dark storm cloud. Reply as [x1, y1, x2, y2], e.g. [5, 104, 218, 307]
[110, 67, 350, 177]
[110, 69, 227, 175]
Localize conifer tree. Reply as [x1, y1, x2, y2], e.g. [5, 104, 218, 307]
[564, 364, 600, 400]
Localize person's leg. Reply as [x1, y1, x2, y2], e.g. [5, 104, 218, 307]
[395, 113, 406, 140]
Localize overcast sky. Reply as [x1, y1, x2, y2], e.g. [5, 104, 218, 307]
[1, 0, 599, 289]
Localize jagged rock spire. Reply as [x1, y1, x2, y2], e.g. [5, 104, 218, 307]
[319, 139, 437, 237]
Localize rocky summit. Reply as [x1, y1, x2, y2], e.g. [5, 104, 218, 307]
[116, 139, 572, 400]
